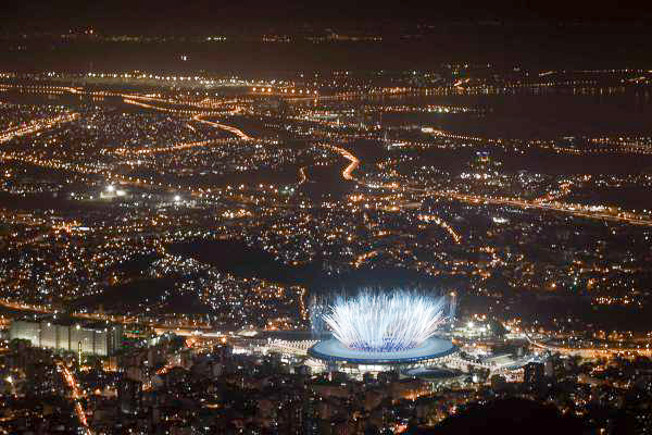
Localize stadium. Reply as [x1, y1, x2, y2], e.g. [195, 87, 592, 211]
[307, 291, 457, 373]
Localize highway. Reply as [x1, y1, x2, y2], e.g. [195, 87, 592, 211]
[0, 113, 79, 144]
[112, 137, 240, 156]
[4, 84, 651, 229]
[192, 113, 253, 141]
[324, 143, 652, 228]
[7, 82, 651, 230]
[417, 189, 652, 227]
[526, 334, 652, 359]
[297, 166, 309, 185]
[57, 361, 92, 435]
[320, 143, 360, 181]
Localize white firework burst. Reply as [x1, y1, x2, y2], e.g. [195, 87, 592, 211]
[322, 291, 448, 352]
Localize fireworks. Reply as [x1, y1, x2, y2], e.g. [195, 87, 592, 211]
[322, 291, 448, 353]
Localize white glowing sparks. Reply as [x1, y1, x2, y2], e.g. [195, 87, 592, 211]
[323, 291, 448, 352]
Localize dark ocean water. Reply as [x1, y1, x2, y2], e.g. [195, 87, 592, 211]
[382, 90, 652, 138]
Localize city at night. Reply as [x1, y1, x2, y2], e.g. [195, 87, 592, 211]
[1, 0, 652, 433]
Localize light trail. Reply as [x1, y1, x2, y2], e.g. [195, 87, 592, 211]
[320, 143, 652, 227]
[417, 214, 462, 244]
[533, 181, 576, 204]
[8, 83, 253, 143]
[321, 144, 360, 180]
[192, 113, 253, 141]
[120, 94, 254, 141]
[0, 150, 285, 211]
[112, 138, 238, 156]
[0, 113, 79, 144]
[297, 166, 309, 185]
[122, 98, 188, 114]
[57, 361, 92, 435]
[352, 250, 379, 268]
[420, 190, 652, 227]
[526, 335, 652, 359]
[185, 122, 197, 133]
[11, 82, 650, 228]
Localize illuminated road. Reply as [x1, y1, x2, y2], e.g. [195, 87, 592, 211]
[57, 361, 92, 434]
[321, 144, 360, 180]
[297, 166, 309, 185]
[0, 149, 289, 212]
[323, 143, 652, 227]
[533, 181, 576, 203]
[192, 113, 253, 141]
[526, 334, 652, 359]
[419, 190, 652, 227]
[0, 113, 79, 144]
[117, 92, 254, 141]
[417, 214, 462, 244]
[8, 82, 651, 228]
[112, 138, 239, 156]
[352, 250, 379, 268]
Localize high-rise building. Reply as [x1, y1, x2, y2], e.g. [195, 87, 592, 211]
[524, 362, 545, 387]
[119, 379, 143, 414]
[9, 316, 124, 357]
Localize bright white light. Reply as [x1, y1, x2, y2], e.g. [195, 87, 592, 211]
[323, 291, 448, 352]
[106, 185, 115, 192]
[173, 195, 181, 202]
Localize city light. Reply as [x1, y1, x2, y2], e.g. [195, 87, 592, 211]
[0, 17, 651, 433]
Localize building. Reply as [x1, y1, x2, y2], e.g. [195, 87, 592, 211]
[308, 336, 457, 374]
[119, 379, 143, 414]
[9, 315, 124, 357]
[524, 362, 545, 387]
[307, 292, 456, 374]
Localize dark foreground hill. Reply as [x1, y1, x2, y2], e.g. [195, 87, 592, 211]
[423, 398, 588, 435]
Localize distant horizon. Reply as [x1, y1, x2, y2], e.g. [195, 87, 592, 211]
[4, 0, 652, 34]
[2, 29, 652, 72]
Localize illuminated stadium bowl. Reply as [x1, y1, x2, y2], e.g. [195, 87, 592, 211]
[308, 291, 457, 372]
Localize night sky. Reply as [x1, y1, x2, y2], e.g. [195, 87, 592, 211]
[3, 0, 652, 33]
